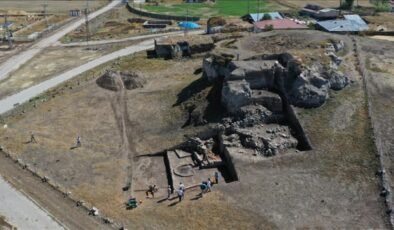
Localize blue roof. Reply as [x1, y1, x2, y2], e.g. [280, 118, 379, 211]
[344, 14, 367, 26]
[317, 18, 368, 32]
[248, 12, 283, 22]
[178, 21, 200, 29]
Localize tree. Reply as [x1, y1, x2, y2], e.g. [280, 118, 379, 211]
[262, 14, 272, 21]
[340, 0, 355, 9]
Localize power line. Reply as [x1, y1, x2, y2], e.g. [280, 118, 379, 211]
[84, 0, 90, 46]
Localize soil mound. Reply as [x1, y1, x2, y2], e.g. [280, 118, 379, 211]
[96, 70, 146, 91]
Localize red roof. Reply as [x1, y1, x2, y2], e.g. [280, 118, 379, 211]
[254, 19, 308, 30]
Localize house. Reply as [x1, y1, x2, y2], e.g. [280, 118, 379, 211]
[153, 35, 214, 59]
[242, 12, 283, 23]
[316, 15, 368, 32]
[254, 19, 308, 31]
[301, 4, 340, 20]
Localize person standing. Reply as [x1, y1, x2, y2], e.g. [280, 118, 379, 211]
[76, 135, 81, 147]
[167, 185, 172, 200]
[177, 189, 184, 202]
[207, 178, 212, 192]
[214, 171, 220, 184]
[179, 182, 185, 191]
[30, 132, 37, 144]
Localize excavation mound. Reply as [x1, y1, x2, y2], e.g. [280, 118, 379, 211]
[96, 71, 146, 91]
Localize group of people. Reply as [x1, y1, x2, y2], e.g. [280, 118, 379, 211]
[29, 132, 82, 148]
[170, 171, 221, 202]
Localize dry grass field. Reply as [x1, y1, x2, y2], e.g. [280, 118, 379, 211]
[0, 31, 391, 229]
[0, 0, 108, 14]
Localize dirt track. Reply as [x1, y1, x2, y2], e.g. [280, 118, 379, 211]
[110, 74, 136, 198]
[0, 151, 114, 230]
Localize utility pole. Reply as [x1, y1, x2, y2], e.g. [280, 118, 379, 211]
[184, 3, 189, 36]
[4, 14, 13, 49]
[43, 0, 48, 28]
[84, 0, 90, 46]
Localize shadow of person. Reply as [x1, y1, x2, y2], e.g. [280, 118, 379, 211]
[168, 201, 179, 207]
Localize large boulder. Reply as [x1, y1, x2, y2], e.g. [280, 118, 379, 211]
[221, 80, 252, 114]
[289, 83, 329, 108]
[322, 69, 349, 90]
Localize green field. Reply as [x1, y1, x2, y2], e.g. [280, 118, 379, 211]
[142, 0, 286, 18]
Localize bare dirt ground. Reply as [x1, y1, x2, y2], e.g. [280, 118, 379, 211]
[358, 36, 394, 224]
[62, 6, 179, 43]
[364, 13, 394, 31]
[0, 42, 139, 100]
[0, 0, 107, 14]
[0, 31, 391, 229]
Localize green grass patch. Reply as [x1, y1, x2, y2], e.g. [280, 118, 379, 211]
[142, 0, 282, 17]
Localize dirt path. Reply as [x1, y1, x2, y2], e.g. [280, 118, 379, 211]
[110, 75, 137, 199]
[0, 151, 114, 230]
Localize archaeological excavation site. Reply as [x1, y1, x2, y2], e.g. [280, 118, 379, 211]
[1, 1, 394, 228]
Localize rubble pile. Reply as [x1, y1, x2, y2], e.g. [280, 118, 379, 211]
[203, 42, 349, 109]
[96, 70, 146, 91]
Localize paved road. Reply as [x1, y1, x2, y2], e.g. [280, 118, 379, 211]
[0, 30, 203, 115]
[53, 30, 202, 47]
[0, 151, 114, 230]
[0, 0, 122, 82]
[0, 39, 153, 115]
[0, 176, 64, 230]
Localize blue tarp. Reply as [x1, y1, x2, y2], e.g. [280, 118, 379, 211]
[178, 21, 200, 29]
[248, 12, 283, 22]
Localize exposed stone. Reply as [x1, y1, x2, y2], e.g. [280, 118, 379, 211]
[221, 80, 252, 114]
[226, 60, 277, 89]
[322, 69, 350, 90]
[251, 90, 283, 113]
